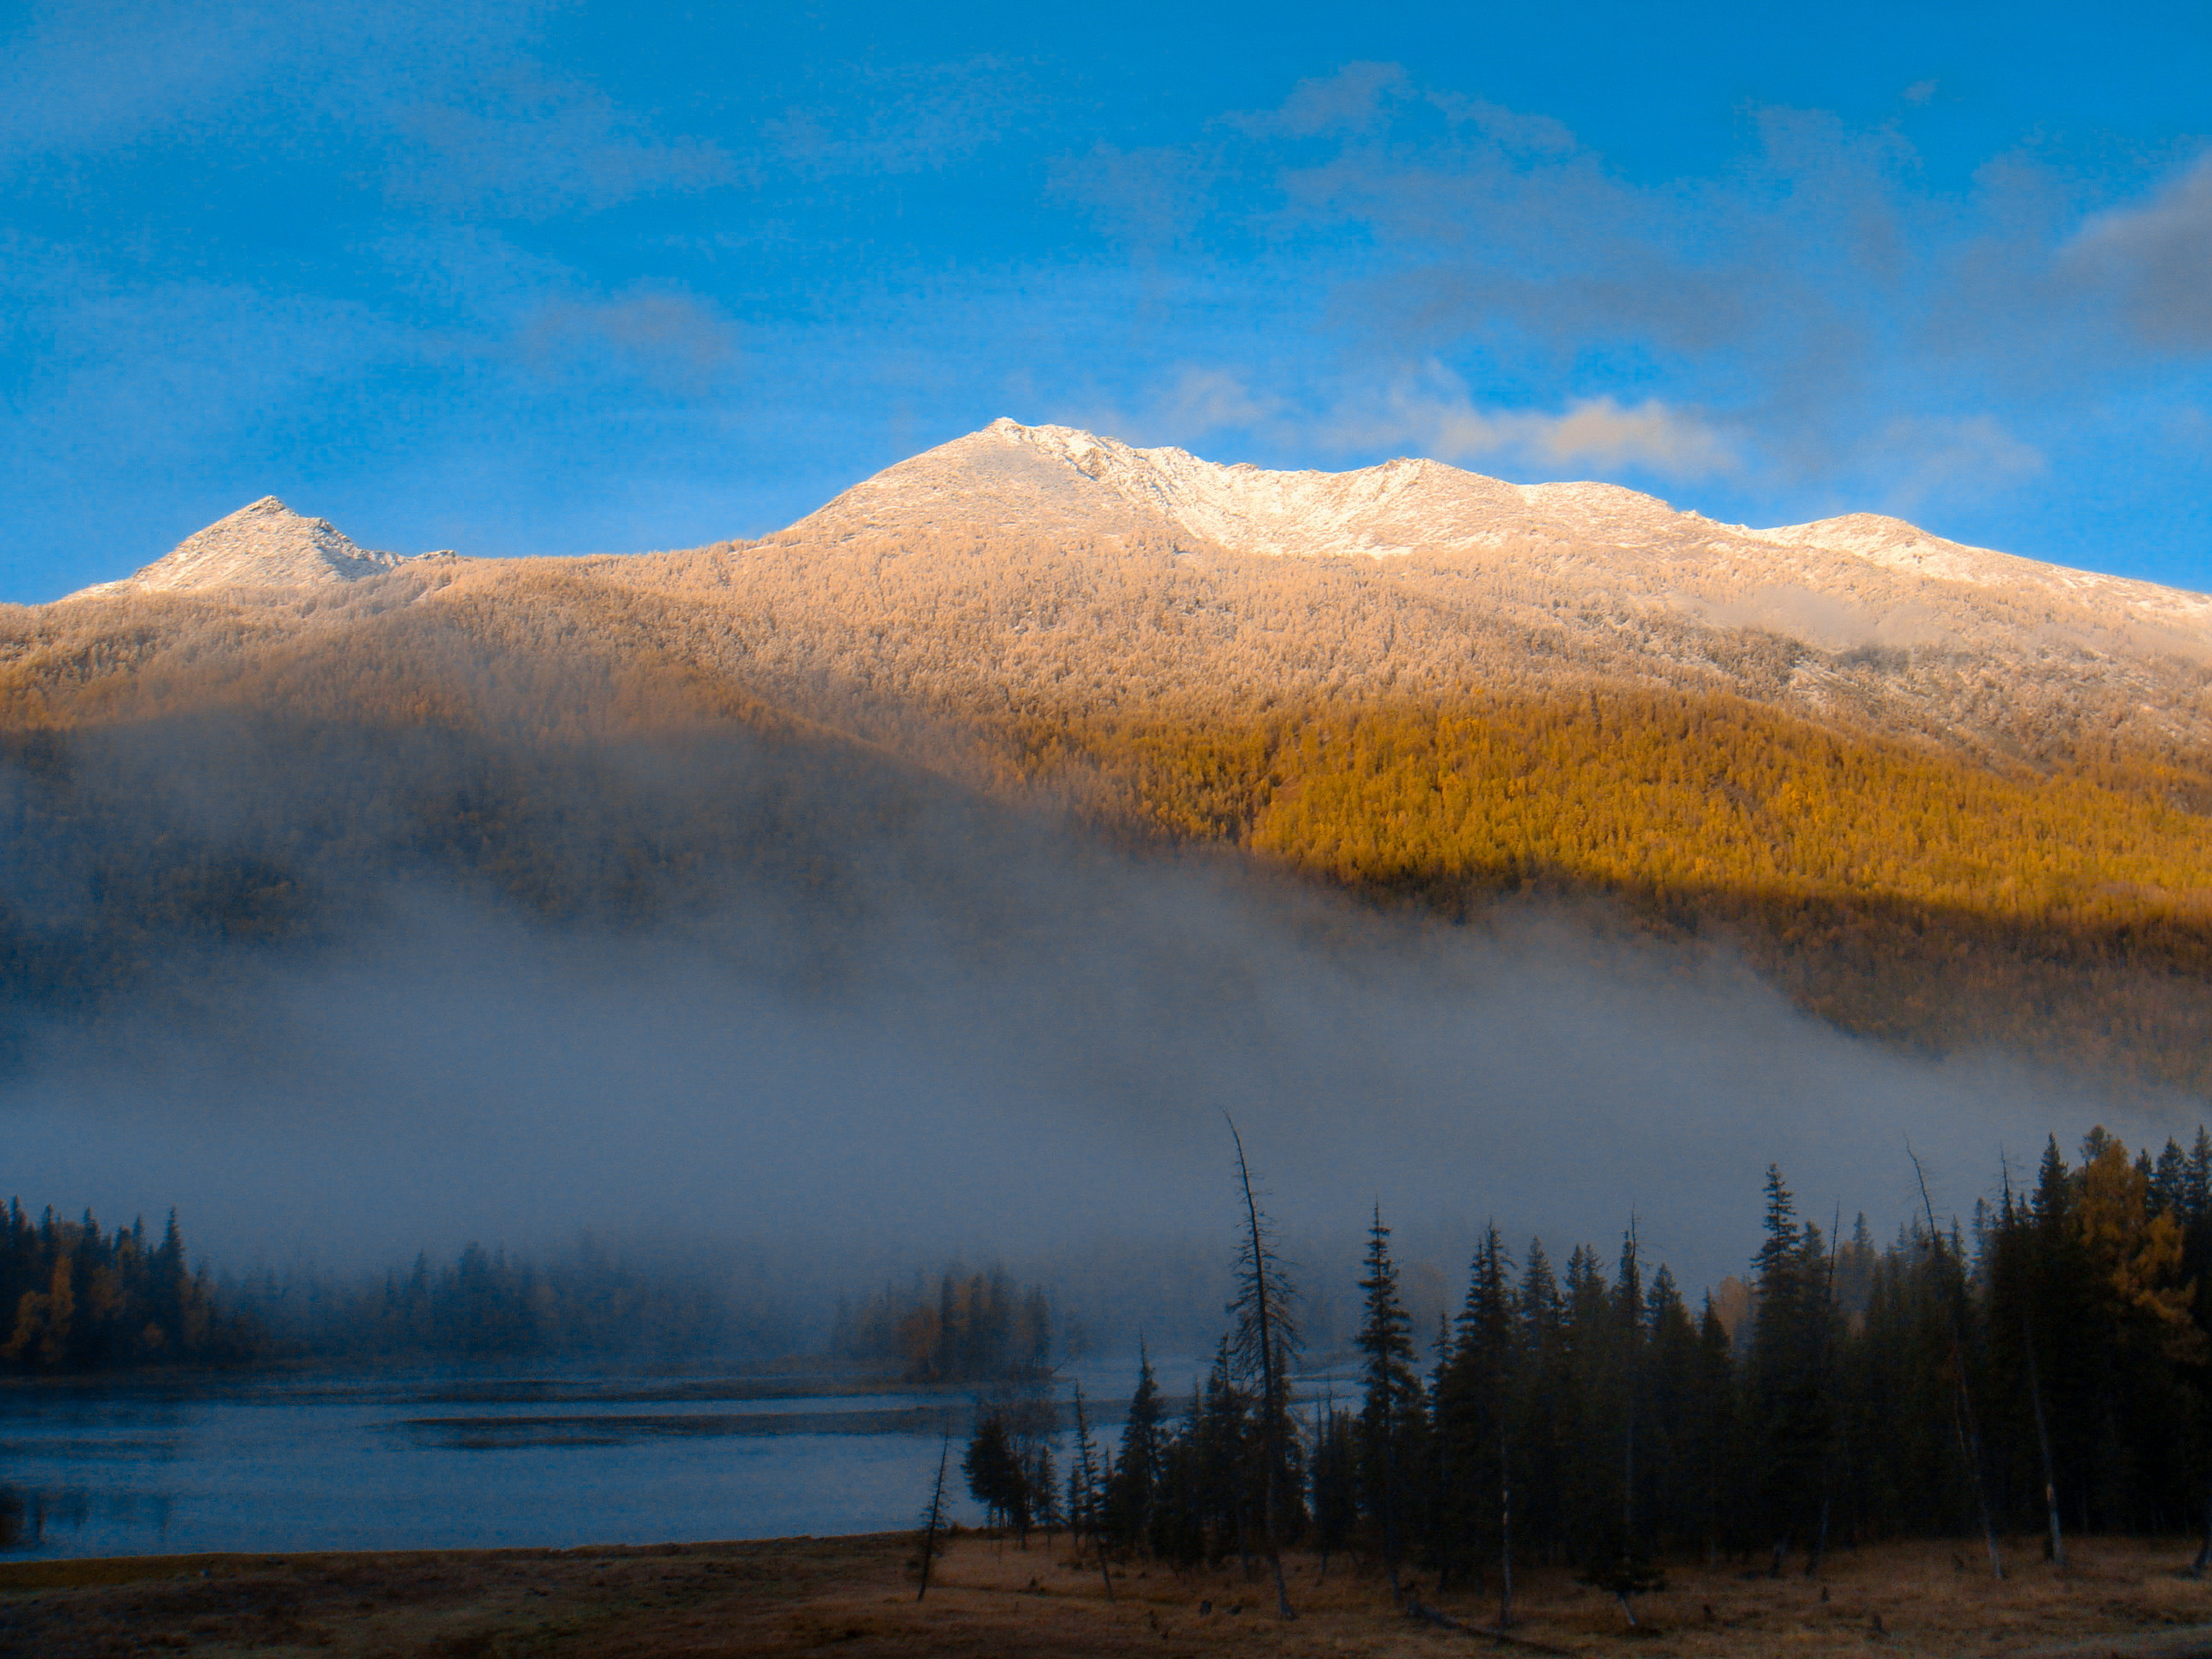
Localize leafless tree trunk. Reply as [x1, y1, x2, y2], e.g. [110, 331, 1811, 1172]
[1229, 1117, 1297, 1621]
[917, 1434, 952, 1603]
[1069, 1384, 1115, 1604]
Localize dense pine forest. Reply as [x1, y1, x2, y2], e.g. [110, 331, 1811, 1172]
[978, 1126, 2212, 1616]
[0, 1202, 254, 1371]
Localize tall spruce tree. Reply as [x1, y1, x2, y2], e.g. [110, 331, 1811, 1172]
[1354, 1206, 1424, 1604]
[1749, 1166, 1829, 1573]
[1104, 1342, 1164, 1551]
[1435, 1223, 1515, 1601]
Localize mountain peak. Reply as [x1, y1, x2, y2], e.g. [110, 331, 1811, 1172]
[66, 498, 412, 600]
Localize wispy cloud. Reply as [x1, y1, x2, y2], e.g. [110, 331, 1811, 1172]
[1047, 143, 1222, 251]
[1057, 367, 1287, 450]
[0, 0, 734, 218]
[1328, 366, 1738, 480]
[1221, 61, 1409, 138]
[764, 58, 1038, 178]
[387, 75, 737, 218]
[1026, 67, 2212, 539]
[513, 289, 742, 397]
[1860, 415, 2046, 514]
[2063, 151, 2212, 350]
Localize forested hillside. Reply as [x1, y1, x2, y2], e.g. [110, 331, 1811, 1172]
[1010, 693, 2212, 1091]
[3, 529, 2211, 1095]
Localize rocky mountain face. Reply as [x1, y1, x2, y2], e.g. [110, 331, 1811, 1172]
[66, 496, 416, 598]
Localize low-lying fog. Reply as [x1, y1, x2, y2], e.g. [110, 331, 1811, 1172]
[1, 712, 2194, 1350]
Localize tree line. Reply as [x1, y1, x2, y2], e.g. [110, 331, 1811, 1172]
[3, 1213, 790, 1371]
[231, 1238, 744, 1359]
[969, 1126, 2212, 1624]
[830, 1268, 1055, 1382]
[1, 1201, 253, 1371]
[3, 1202, 1066, 1375]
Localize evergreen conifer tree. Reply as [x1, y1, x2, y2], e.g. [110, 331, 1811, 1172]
[1354, 1206, 1423, 1603]
[1105, 1342, 1165, 1551]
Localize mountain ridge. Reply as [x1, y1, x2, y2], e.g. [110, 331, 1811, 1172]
[64, 419, 2212, 633]
[36, 419, 2212, 774]
[8, 430, 2212, 1098]
[65, 495, 439, 599]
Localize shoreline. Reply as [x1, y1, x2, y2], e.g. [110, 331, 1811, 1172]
[13, 1530, 2212, 1656]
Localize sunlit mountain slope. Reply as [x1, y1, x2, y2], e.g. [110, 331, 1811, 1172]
[9, 421, 2212, 1094]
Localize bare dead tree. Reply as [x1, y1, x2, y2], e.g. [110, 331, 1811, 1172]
[917, 1432, 952, 1602]
[1227, 1115, 1300, 1621]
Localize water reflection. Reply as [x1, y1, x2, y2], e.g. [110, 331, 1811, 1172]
[0, 1483, 26, 1549]
[0, 1359, 1181, 1561]
[0, 1484, 176, 1552]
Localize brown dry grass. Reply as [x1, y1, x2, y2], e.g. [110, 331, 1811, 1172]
[7, 1532, 2212, 1659]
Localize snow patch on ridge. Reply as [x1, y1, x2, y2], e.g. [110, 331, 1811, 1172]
[987, 419, 1488, 561]
[67, 497, 419, 600]
[965, 421, 2212, 646]
[1748, 513, 2212, 632]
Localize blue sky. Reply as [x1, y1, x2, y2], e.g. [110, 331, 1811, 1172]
[3, 0, 2208, 602]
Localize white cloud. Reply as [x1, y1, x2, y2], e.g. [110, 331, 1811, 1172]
[1331, 367, 1738, 480]
[1054, 368, 1286, 450]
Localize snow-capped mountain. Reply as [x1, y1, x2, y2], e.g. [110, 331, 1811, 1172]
[797, 419, 2212, 660]
[65, 497, 416, 598]
[38, 420, 2212, 762]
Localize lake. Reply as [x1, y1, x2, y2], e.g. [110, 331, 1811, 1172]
[0, 1359, 1172, 1560]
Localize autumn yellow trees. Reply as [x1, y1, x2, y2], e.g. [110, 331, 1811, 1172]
[993, 690, 2212, 1090]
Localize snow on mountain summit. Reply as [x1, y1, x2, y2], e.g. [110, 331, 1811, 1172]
[963, 418, 1535, 561]
[795, 419, 2212, 649]
[67, 497, 414, 600]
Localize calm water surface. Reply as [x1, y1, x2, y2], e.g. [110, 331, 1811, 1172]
[0, 1362, 1149, 1560]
